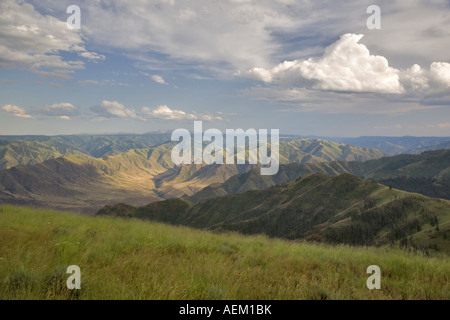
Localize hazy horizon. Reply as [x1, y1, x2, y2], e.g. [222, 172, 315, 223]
[1, 131, 450, 139]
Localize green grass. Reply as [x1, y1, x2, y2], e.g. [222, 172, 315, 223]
[0, 205, 449, 300]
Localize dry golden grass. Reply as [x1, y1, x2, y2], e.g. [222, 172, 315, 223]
[0, 205, 448, 300]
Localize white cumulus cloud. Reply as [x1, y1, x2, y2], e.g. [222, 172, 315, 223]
[141, 105, 191, 120]
[1, 104, 33, 119]
[400, 64, 430, 92]
[91, 100, 142, 120]
[430, 62, 450, 87]
[241, 33, 450, 114]
[242, 34, 404, 94]
[150, 75, 168, 85]
[141, 105, 221, 121]
[35, 102, 79, 117]
[91, 101, 222, 121]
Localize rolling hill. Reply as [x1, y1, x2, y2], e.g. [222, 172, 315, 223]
[192, 149, 450, 202]
[98, 172, 450, 254]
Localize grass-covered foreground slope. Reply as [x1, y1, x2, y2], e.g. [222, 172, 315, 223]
[0, 205, 449, 300]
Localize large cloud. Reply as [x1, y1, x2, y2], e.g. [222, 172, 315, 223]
[243, 34, 404, 94]
[0, 0, 104, 78]
[240, 33, 450, 113]
[25, 0, 450, 76]
[28, 0, 321, 73]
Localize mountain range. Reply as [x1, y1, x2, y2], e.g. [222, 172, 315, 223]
[0, 136, 388, 212]
[292, 136, 450, 155]
[2, 133, 450, 170]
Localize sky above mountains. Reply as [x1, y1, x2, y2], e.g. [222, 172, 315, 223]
[0, 0, 449, 136]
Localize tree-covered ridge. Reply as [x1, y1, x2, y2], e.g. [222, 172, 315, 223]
[98, 173, 450, 254]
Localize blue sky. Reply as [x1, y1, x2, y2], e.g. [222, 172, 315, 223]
[0, 0, 449, 136]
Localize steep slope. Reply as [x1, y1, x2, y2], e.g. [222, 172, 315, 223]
[0, 157, 163, 213]
[77, 143, 255, 199]
[98, 173, 450, 253]
[0, 140, 82, 169]
[192, 149, 450, 202]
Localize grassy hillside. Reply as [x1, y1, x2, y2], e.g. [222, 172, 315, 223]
[0, 205, 449, 300]
[54, 133, 173, 158]
[279, 139, 386, 163]
[192, 149, 450, 202]
[99, 173, 450, 254]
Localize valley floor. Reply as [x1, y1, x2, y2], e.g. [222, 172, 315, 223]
[0, 205, 449, 300]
